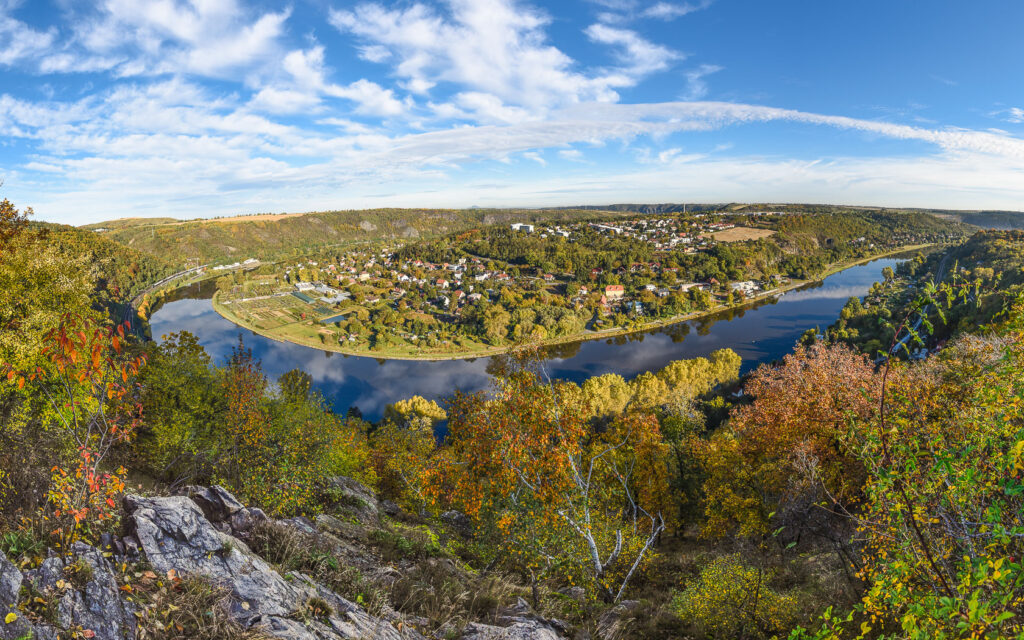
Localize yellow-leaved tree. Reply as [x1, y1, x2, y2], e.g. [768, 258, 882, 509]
[428, 365, 669, 603]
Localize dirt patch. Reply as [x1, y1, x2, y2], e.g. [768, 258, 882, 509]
[704, 226, 777, 242]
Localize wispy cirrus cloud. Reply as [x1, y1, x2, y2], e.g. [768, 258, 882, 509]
[642, 1, 713, 20]
[1002, 107, 1024, 124]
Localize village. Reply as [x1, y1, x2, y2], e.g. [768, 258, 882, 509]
[210, 213, 790, 354]
[510, 215, 740, 252]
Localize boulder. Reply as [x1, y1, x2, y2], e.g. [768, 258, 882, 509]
[21, 543, 136, 640]
[380, 500, 401, 517]
[0, 550, 34, 640]
[595, 600, 640, 640]
[0, 551, 20, 606]
[459, 598, 568, 640]
[186, 484, 245, 523]
[326, 476, 380, 525]
[555, 586, 586, 603]
[230, 506, 269, 538]
[124, 493, 304, 622]
[440, 510, 473, 538]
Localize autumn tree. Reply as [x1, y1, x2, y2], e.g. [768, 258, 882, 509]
[135, 331, 226, 486]
[382, 395, 446, 433]
[430, 366, 669, 603]
[3, 314, 144, 550]
[701, 343, 880, 547]
[796, 309, 1024, 639]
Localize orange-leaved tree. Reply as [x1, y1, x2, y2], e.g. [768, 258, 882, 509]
[3, 313, 144, 550]
[701, 342, 881, 542]
[429, 366, 669, 603]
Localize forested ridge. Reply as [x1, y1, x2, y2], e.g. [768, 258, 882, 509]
[3, 196, 1024, 639]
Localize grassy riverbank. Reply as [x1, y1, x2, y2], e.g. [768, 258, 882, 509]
[210, 244, 934, 361]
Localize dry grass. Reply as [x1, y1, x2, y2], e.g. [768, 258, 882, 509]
[131, 574, 269, 640]
[249, 521, 390, 615]
[248, 520, 523, 637]
[704, 226, 777, 242]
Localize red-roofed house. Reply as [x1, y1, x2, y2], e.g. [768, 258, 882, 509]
[604, 285, 625, 300]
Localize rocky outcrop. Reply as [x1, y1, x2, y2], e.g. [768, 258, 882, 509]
[186, 484, 269, 539]
[1, 481, 572, 640]
[459, 599, 569, 640]
[0, 551, 34, 640]
[123, 491, 420, 640]
[595, 600, 640, 640]
[440, 510, 473, 538]
[23, 543, 137, 640]
[326, 475, 380, 525]
[0, 542, 137, 640]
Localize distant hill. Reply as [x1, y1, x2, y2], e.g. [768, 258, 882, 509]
[932, 210, 1024, 230]
[81, 217, 185, 231]
[85, 208, 638, 267]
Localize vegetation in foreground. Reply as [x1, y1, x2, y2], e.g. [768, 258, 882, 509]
[2, 196, 1024, 638]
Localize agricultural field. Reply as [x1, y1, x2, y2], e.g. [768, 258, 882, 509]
[706, 226, 777, 242]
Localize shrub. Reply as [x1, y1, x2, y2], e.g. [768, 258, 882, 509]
[673, 555, 799, 639]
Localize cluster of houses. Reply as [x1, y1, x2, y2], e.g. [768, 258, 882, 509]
[508, 217, 732, 253]
[228, 216, 792, 332]
[274, 243, 783, 321]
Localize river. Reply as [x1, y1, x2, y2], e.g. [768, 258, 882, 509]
[149, 257, 902, 421]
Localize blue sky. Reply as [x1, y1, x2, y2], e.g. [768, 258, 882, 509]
[1, 0, 1023, 225]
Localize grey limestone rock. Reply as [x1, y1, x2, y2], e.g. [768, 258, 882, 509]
[459, 598, 569, 640]
[124, 490, 421, 640]
[21, 543, 136, 640]
[326, 476, 380, 525]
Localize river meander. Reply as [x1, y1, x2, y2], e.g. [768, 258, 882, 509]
[149, 257, 902, 421]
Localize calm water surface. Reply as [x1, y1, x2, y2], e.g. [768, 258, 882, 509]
[150, 258, 901, 421]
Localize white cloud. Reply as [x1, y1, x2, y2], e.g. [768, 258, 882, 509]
[523, 151, 546, 165]
[330, 0, 636, 119]
[0, 13, 57, 66]
[8, 82, 1024, 226]
[249, 87, 321, 114]
[584, 23, 681, 75]
[642, 1, 712, 20]
[358, 45, 391, 63]
[249, 45, 407, 118]
[1004, 107, 1024, 124]
[39, 0, 293, 79]
[326, 79, 407, 117]
[681, 63, 722, 99]
[657, 147, 682, 162]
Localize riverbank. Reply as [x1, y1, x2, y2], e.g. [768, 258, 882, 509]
[209, 244, 933, 361]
